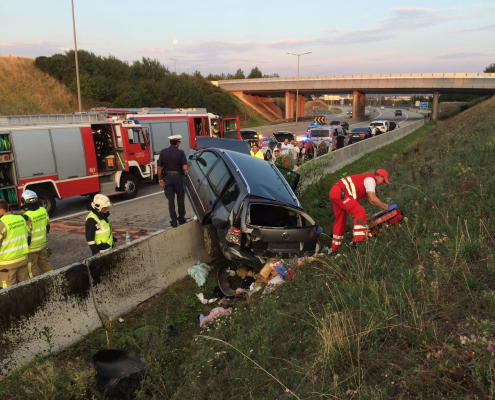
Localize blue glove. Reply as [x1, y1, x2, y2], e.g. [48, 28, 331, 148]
[388, 204, 398, 211]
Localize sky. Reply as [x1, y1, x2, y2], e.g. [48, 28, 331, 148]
[1, 0, 495, 77]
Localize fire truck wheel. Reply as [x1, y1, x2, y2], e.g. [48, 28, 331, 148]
[36, 189, 56, 216]
[120, 173, 139, 200]
[203, 224, 221, 258]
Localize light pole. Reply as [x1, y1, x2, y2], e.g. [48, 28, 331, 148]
[287, 51, 311, 123]
[71, 0, 82, 112]
[171, 58, 177, 74]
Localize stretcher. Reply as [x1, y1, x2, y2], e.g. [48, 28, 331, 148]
[367, 208, 406, 237]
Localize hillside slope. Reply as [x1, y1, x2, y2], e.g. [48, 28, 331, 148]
[0, 56, 77, 115]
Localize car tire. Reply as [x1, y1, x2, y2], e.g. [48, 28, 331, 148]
[36, 188, 56, 217]
[265, 150, 272, 161]
[204, 224, 221, 258]
[120, 173, 139, 200]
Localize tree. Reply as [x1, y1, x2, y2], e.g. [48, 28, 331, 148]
[233, 69, 245, 79]
[484, 63, 495, 73]
[247, 66, 263, 79]
[263, 73, 280, 78]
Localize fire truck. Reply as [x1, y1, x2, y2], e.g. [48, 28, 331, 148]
[93, 107, 241, 173]
[0, 109, 240, 216]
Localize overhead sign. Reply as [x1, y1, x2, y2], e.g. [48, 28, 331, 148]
[420, 102, 428, 109]
[314, 116, 325, 124]
[415, 101, 420, 107]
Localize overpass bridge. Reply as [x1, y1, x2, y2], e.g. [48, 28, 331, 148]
[215, 73, 495, 121]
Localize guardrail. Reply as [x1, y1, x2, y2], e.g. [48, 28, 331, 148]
[0, 221, 212, 378]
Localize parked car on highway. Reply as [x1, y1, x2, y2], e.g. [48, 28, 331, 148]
[369, 120, 390, 133]
[347, 110, 352, 116]
[308, 124, 342, 155]
[329, 120, 349, 132]
[394, 110, 402, 116]
[347, 127, 372, 144]
[240, 129, 260, 148]
[380, 106, 385, 109]
[184, 137, 322, 266]
[259, 136, 278, 160]
[273, 131, 295, 143]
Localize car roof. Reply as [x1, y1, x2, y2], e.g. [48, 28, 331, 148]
[196, 137, 251, 156]
[222, 149, 299, 207]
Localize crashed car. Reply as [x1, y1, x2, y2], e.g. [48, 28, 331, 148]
[185, 137, 322, 266]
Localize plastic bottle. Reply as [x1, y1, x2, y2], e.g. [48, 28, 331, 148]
[125, 231, 131, 244]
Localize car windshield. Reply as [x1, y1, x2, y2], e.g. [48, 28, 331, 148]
[241, 131, 258, 140]
[350, 128, 368, 133]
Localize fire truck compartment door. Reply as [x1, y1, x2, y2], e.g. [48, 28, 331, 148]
[149, 121, 190, 154]
[125, 128, 150, 165]
[12, 129, 56, 179]
[50, 128, 87, 179]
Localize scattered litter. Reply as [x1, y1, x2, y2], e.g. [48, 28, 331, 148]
[198, 307, 233, 328]
[165, 325, 178, 336]
[93, 349, 147, 398]
[225, 268, 236, 277]
[262, 275, 286, 296]
[188, 262, 213, 287]
[118, 318, 124, 323]
[196, 292, 218, 304]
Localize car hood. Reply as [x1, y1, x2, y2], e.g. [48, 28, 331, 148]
[223, 150, 301, 208]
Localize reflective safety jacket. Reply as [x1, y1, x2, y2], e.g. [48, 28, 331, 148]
[86, 211, 114, 249]
[337, 173, 377, 201]
[24, 207, 49, 252]
[250, 150, 265, 160]
[0, 213, 30, 266]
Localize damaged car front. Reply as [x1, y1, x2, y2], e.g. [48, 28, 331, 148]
[185, 138, 322, 267]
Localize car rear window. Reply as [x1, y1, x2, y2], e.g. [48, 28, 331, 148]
[329, 121, 341, 125]
[351, 128, 367, 133]
[370, 122, 383, 127]
[310, 129, 331, 137]
[248, 204, 298, 227]
[208, 160, 232, 196]
[274, 133, 294, 142]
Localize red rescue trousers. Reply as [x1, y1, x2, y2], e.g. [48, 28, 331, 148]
[329, 184, 368, 251]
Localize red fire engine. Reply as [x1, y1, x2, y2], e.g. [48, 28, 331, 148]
[0, 108, 241, 216]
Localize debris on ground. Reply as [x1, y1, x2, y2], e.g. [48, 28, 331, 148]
[196, 292, 219, 304]
[188, 261, 213, 287]
[198, 307, 233, 328]
[93, 349, 147, 398]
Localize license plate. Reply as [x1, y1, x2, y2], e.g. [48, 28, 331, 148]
[353, 135, 360, 138]
[268, 242, 300, 251]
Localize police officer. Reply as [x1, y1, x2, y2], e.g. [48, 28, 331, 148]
[85, 194, 115, 255]
[0, 199, 31, 288]
[157, 135, 188, 227]
[20, 190, 53, 277]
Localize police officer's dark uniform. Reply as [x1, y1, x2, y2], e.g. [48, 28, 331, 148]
[157, 135, 187, 227]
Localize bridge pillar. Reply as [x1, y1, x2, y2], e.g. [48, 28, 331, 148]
[432, 91, 439, 120]
[297, 95, 305, 119]
[285, 91, 296, 120]
[352, 90, 366, 117]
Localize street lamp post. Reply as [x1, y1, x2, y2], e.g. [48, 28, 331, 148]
[71, 0, 82, 112]
[171, 58, 177, 74]
[287, 51, 311, 123]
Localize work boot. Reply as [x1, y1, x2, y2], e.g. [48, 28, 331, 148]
[170, 221, 178, 228]
[348, 241, 364, 249]
[178, 218, 187, 225]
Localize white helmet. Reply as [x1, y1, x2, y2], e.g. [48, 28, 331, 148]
[21, 190, 38, 205]
[91, 194, 112, 212]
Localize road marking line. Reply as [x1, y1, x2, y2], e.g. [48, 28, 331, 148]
[51, 190, 163, 222]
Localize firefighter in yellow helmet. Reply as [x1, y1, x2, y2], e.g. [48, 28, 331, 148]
[0, 199, 32, 288]
[21, 190, 53, 278]
[85, 194, 116, 256]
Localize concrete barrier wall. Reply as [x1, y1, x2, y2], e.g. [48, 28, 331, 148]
[0, 221, 212, 378]
[299, 119, 425, 190]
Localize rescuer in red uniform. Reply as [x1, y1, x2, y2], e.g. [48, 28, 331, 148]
[329, 169, 397, 253]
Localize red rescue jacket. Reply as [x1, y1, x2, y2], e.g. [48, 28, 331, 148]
[337, 173, 377, 201]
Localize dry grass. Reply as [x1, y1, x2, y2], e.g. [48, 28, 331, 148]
[0, 56, 78, 115]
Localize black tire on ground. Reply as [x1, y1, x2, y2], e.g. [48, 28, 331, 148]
[203, 224, 221, 258]
[265, 150, 272, 160]
[36, 188, 56, 217]
[120, 173, 139, 200]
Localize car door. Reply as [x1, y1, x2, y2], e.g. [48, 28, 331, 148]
[185, 150, 220, 221]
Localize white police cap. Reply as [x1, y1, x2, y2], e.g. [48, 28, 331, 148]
[169, 135, 182, 140]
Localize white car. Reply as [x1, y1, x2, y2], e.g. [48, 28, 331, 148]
[369, 120, 390, 133]
[380, 106, 385, 109]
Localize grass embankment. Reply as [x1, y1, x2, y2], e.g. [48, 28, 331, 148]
[2, 96, 495, 398]
[0, 56, 78, 115]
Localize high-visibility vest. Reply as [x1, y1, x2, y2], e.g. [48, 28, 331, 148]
[337, 173, 377, 201]
[86, 211, 114, 247]
[0, 214, 29, 266]
[24, 207, 48, 252]
[250, 150, 264, 160]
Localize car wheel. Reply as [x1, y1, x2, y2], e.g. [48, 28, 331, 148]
[36, 188, 56, 216]
[120, 173, 139, 200]
[204, 224, 221, 258]
[265, 150, 272, 160]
